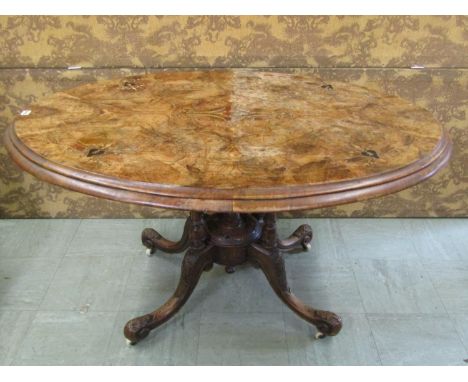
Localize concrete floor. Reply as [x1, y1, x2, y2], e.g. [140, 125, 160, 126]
[0, 218, 467, 365]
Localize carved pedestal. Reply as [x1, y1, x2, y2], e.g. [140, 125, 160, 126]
[124, 213, 342, 344]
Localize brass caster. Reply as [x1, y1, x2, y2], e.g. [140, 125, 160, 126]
[225, 266, 235, 274]
[303, 242, 312, 251]
[315, 331, 325, 339]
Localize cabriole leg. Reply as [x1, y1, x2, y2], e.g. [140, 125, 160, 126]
[124, 245, 214, 344]
[142, 216, 191, 255]
[278, 224, 313, 252]
[248, 243, 342, 338]
[249, 213, 342, 338]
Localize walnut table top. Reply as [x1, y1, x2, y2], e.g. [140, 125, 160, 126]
[5, 69, 451, 212]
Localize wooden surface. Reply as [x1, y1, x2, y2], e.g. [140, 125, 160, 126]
[6, 69, 451, 212]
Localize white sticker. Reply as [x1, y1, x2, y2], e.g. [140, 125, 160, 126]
[20, 109, 31, 116]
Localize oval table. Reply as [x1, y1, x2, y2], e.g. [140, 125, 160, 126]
[5, 69, 452, 345]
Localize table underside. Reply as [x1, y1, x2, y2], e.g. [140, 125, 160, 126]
[124, 212, 342, 345]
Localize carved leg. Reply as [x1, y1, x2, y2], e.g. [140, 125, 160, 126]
[142, 216, 191, 255]
[248, 243, 342, 338]
[249, 213, 342, 338]
[278, 224, 313, 252]
[124, 245, 214, 344]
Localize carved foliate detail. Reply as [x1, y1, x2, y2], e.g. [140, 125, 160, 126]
[312, 310, 343, 336]
[293, 224, 313, 245]
[278, 223, 313, 252]
[189, 212, 209, 250]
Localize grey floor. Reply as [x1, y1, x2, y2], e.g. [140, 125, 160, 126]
[0, 218, 467, 365]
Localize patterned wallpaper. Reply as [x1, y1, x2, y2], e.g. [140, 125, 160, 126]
[0, 16, 467, 218]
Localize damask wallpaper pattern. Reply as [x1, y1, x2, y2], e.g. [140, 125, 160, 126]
[0, 16, 467, 217]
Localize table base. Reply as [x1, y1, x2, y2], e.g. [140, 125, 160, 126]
[123, 212, 343, 345]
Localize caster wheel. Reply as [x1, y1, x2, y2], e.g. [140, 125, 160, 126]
[145, 248, 154, 257]
[126, 339, 137, 346]
[225, 266, 235, 274]
[303, 242, 312, 251]
[315, 332, 325, 339]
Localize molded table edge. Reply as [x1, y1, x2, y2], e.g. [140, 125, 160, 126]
[5, 125, 452, 213]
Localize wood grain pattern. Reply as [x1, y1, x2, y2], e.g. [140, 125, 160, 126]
[6, 69, 451, 212]
[1, 16, 465, 219]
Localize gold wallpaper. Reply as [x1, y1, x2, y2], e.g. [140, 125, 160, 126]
[0, 16, 467, 218]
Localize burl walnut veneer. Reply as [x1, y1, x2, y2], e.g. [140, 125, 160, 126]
[5, 69, 451, 344]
